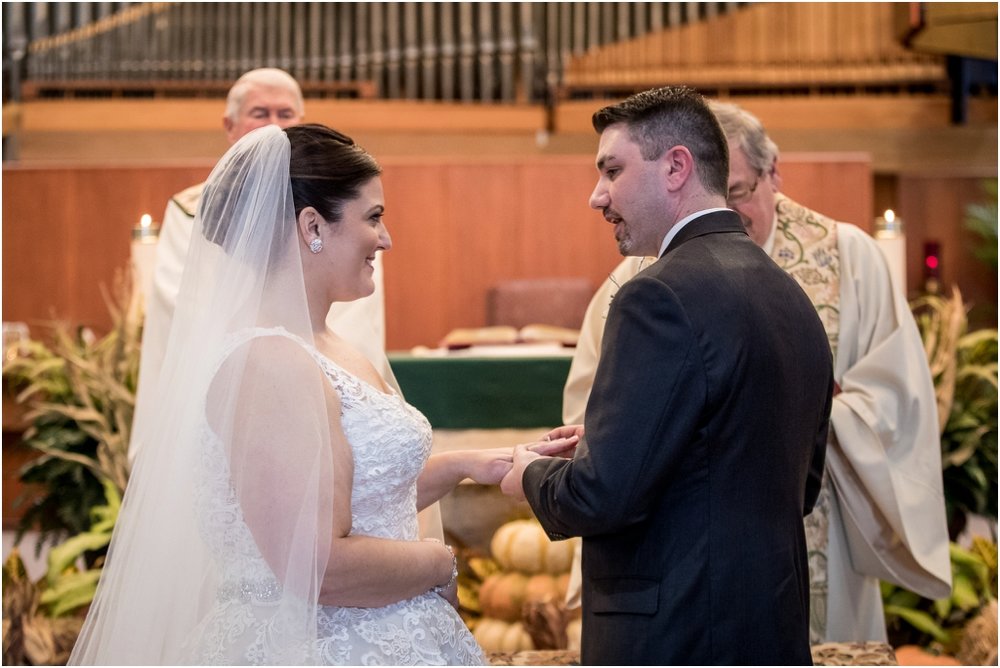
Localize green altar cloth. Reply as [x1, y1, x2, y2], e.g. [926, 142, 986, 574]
[388, 353, 572, 429]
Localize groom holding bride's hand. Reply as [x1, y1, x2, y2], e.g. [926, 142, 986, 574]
[500, 86, 832, 666]
[505, 426, 583, 490]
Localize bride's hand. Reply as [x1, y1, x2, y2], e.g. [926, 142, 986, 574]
[436, 576, 459, 609]
[463, 447, 514, 485]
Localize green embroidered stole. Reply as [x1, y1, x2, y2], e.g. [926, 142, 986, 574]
[769, 194, 841, 643]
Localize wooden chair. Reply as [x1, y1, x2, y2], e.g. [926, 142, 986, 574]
[486, 278, 594, 330]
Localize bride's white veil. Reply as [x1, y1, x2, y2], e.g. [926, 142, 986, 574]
[70, 125, 334, 664]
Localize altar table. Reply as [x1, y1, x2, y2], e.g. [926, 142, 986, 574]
[388, 352, 572, 429]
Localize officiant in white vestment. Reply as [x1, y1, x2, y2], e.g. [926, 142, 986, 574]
[562, 101, 952, 643]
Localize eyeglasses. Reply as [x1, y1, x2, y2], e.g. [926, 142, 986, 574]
[726, 172, 763, 207]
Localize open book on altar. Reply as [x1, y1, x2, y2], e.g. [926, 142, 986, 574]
[440, 324, 580, 349]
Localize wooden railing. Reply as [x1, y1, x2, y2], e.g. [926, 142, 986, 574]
[21, 78, 377, 100]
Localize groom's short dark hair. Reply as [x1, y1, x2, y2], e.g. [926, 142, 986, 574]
[592, 86, 729, 197]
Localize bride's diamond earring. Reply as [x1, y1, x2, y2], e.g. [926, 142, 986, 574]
[308, 238, 323, 254]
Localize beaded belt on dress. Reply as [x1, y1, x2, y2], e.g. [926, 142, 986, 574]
[217, 577, 283, 604]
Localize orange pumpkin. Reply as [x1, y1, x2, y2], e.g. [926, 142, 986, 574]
[473, 618, 535, 653]
[524, 572, 570, 604]
[490, 519, 577, 574]
[894, 645, 960, 666]
[478, 572, 529, 622]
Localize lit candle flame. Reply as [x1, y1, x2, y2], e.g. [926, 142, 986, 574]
[883, 209, 895, 224]
[140, 213, 152, 230]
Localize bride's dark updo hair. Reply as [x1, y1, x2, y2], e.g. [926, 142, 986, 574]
[285, 124, 382, 223]
[199, 124, 380, 248]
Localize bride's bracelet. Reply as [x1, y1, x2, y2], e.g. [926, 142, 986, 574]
[424, 538, 458, 594]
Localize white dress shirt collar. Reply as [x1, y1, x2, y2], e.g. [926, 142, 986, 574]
[658, 207, 731, 258]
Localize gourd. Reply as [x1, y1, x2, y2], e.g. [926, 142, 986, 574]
[894, 645, 960, 666]
[524, 572, 570, 603]
[479, 572, 571, 621]
[478, 572, 529, 622]
[472, 618, 535, 653]
[489, 519, 575, 574]
[469, 519, 581, 652]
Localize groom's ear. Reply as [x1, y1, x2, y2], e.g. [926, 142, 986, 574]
[296, 207, 323, 244]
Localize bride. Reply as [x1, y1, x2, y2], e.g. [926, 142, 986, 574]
[69, 124, 575, 665]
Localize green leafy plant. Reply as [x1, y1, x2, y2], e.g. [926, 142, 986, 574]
[883, 537, 997, 657]
[1, 549, 83, 666]
[911, 286, 998, 535]
[941, 328, 998, 526]
[886, 287, 1000, 659]
[0, 481, 118, 665]
[2, 273, 138, 559]
[965, 179, 998, 272]
[39, 478, 120, 618]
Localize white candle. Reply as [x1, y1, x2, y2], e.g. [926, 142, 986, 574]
[131, 214, 160, 313]
[874, 209, 906, 292]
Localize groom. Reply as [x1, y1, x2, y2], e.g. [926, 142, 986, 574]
[501, 86, 833, 665]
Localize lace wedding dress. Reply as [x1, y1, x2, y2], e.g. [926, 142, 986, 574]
[193, 327, 486, 665]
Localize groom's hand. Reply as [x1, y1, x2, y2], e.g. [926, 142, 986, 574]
[529, 434, 579, 459]
[502, 436, 577, 501]
[544, 424, 585, 442]
[501, 444, 539, 501]
[500, 449, 529, 502]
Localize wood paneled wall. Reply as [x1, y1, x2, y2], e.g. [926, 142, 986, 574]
[4, 154, 872, 351]
[380, 154, 873, 349]
[3, 163, 212, 333]
[896, 176, 998, 328]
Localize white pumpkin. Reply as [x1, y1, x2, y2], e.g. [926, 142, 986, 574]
[490, 519, 577, 574]
[472, 617, 535, 653]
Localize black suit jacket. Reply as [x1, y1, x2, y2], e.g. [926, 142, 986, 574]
[524, 211, 832, 665]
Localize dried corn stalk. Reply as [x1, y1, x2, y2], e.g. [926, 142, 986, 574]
[911, 285, 967, 435]
[5, 269, 140, 496]
[2, 549, 84, 666]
